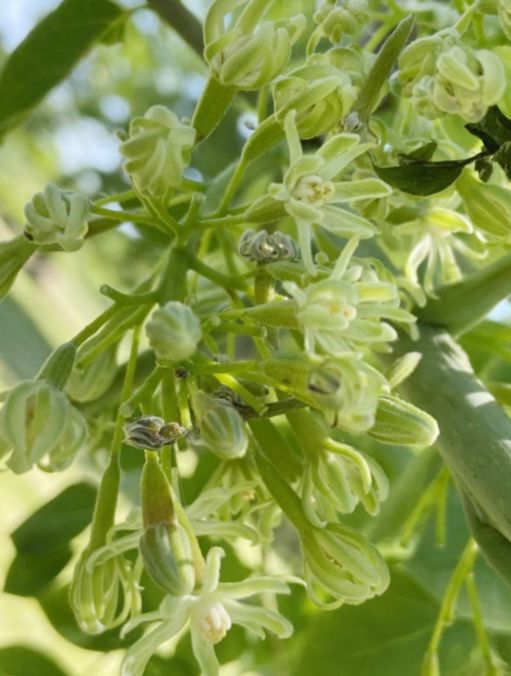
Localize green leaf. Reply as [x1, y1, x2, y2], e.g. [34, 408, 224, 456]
[0, 0, 125, 137]
[465, 106, 511, 153]
[399, 141, 438, 163]
[11, 483, 96, 556]
[291, 571, 475, 676]
[4, 546, 72, 597]
[0, 645, 67, 676]
[372, 160, 464, 196]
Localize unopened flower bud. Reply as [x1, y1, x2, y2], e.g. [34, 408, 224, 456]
[24, 184, 89, 251]
[70, 547, 142, 635]
[500, 0, 511, 38]
[239, 229, 298, 263]
[0, 380, 87, 473]
[204, 0, 305, 90]
[139, 521, 195, 596]
[192, 392, 248, 459]
[457, 171, 511, 241]
[146, 301, 202, 364]
[124, 416, 187, 450]
[120, 105, 195, 197]
[314, 0, 369, 43]
[0, 236, 35, 302]
[66, 343, 118, 402]
[369, 395, 439, 447]
[302, 522, 389, 608]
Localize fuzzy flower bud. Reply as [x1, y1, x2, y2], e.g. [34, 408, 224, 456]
[0, 236, 34, 302]
[145, 301, 202, 364]
[314, 0, 369, 43]
[204, 0, 305, 90]
[120, 106, 195, 197]
[24, 184, 89, 251]
[124, 416, 187, 450]
[239, 229, 298, 263]
[192, 392, 248, 459]
[301, 522, 389, 608]
[0, 380, 87, 473]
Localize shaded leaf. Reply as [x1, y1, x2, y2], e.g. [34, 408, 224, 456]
[399, 141, 438, 163]
[11, 482, 96, 556]
[465, 106, 511, 153]
[0, 0, 124, 136]
[372, 161, 464, 196]
[4, 545, 72, 597]
[0, 645, 67, 676]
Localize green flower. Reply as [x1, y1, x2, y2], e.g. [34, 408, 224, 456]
[399, 34, 505, 122]
[121, 547, 293, 676]
[313, 0, 369, 43]
[301, 522, 389, 609]
[267, 112, 390, 273]
[24, 184, 89, 251]
[394, 206, 484, 297]
[120, 106, 195, 197]
[457, 170, 511, 242]
[285, 238, 414, 350]
[145, 301, 202, 364]
[0, 380, 87, 473]
[70, 544, 143, 635]
[204, 0, 305, 90]
[301, 439, 388, 527]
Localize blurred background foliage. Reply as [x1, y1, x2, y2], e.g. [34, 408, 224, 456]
[3, 1, 511, 675]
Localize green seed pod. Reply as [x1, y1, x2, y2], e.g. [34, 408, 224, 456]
[66, 343, 118, 402]
[24, 184, 89, 251]
[193, 392, 248, 460]
[119, 105, 195, 197]
[0, 236, 35, 302]
[145, 301, 202, 364]
[369, 395, 439, 448]
[0, 380, 87, 473]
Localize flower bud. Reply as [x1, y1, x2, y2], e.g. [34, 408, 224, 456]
[204, 0, 305, 90]
[369, 395, 439, 447]
[0, 380, 87, 473]
[140, 453, 195, 594]
[314, 0, 369, 43]
[66, 343, 118, 402]
[238, 229, 298, 263]
[120, 105, 195, 197]
[0, 236, 34, 302]
[124, 416, 186, 450]
[308, 357, 386, 433]
[302, 522, 389, 608]
[24, 184, 89, 251]
[500, 0, 511, 39]
[273, 56, 358, 139]
[70, 547, 142, 635]
[457, 171, 511, 241]
[145, 301, 202, 364]
[192, 392, 248, 460]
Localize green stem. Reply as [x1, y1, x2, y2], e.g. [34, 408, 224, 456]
[93, 189, 137, 206]
[121, 365, 166, 416]
[351, 15, 414, 125]
[465, 572, 499, 674]
[100, 285, 158, 305]
[90, 205, 155, 225]
[425, 539, 477, 661]
[157, 244, 191, 303]
[396, 326, 511, 543]
[147, 0, 204, 58]
[188, 254, 247, 291]
[72, 305, 118, 346]
[88, 326, 141, 550]
[416, 252, 511, 336]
